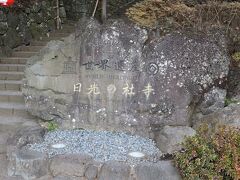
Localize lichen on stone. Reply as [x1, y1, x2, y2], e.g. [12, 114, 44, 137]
[232, 52, 240, 62]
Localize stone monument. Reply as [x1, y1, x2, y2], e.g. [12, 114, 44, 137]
[23, 18, 230, 139]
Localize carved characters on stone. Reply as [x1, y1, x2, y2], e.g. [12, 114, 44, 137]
[142, 83, 154, 100]
[74, 83, 82, 92]
[87, 83, 101, 96]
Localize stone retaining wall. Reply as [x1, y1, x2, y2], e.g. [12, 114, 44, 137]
[8, 149, 181, 180]
[62, 0, 139, 20]
[7, 126, 181, 180]
[0, 0, 66, 56]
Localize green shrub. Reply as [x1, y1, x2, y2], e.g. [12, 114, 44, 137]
[174, 124, 240, 180]
[46, 121, 59, 131]
[224, 98, 239, 106]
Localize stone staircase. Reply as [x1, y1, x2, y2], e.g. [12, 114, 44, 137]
[0, 23, 76, 179]
[0, 24, 75, 123]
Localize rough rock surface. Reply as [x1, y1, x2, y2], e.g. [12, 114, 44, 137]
[7, 126, 46, 178]
[136, 31, 229, 129]
[194, 104, 240, 129]
[50, 154, 93, 177]
[23, 36, 78, 122]
[98, 161, 130, 180]
[227, 68, 240, 101]
[9, 150, 181, 180]
[7, 126, 45, 148]
[193, 87, 227, 122]
[134, 161, 181, 180]
[84, 164, 99, 180]
[23, 18, 230, 139]
[0, 1, 60, 56]
[9, 149, 48, 179]
[156, 126, 196, 154]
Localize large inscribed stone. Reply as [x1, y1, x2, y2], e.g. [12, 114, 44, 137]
[23, 18, 230, 139]
[68, 19, 148, 135]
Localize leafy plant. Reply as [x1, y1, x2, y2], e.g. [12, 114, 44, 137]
[224, 98, 239, 106]
[46, 121, 59, 131]
[174, 124, 240, 180]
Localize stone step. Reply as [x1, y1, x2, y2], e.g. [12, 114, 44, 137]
[60, 24, 75, 30]
[56, 28, 75, 34]
[0, 57, 28, 64]
[30, 30, 73, 46]
[0, 90, 22, 96]
[49, 32, 70, 38]
[0, 95, 24, 104]
[0, 71, 24, 80]
[0, 80, 20, 91]
[0, 116, 32, 126]
[40, 36, 65, 42]
[12, 51, 38, 58]
[0, 64, 25, 72]
[0, 108, 28, 119]
[0, 80, 22, 91]
[30, 41, 48, 46]
[15, 45, 44, 52]
[2, 95, 24, 103]
[0, 102, 28, 118]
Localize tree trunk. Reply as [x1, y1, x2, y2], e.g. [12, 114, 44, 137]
[56, 0, 60, 29]
[102, 0, 107, 22]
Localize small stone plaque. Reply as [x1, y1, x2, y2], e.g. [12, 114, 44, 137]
[62, 60, 77, 74]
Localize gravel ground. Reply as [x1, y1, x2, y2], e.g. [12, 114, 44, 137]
[27, 130, 162, 164]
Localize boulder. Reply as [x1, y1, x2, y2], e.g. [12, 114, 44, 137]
[50, 154, 93, 177]
[8, 149, 48, 179]
[136, 31, 229, 127]
[7, 126, 46, 177]
[194, 104, 240, 129]
[98, 161, 130, 180]
[23, 38, 77, 121]
[156, 126, 196, 154]
[23, 18, 230, 139]
[134, 161, 181, 180]
[195, 87, 226, 116]
[85, 164, 99, 180]
[7, 126, 45, 148]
